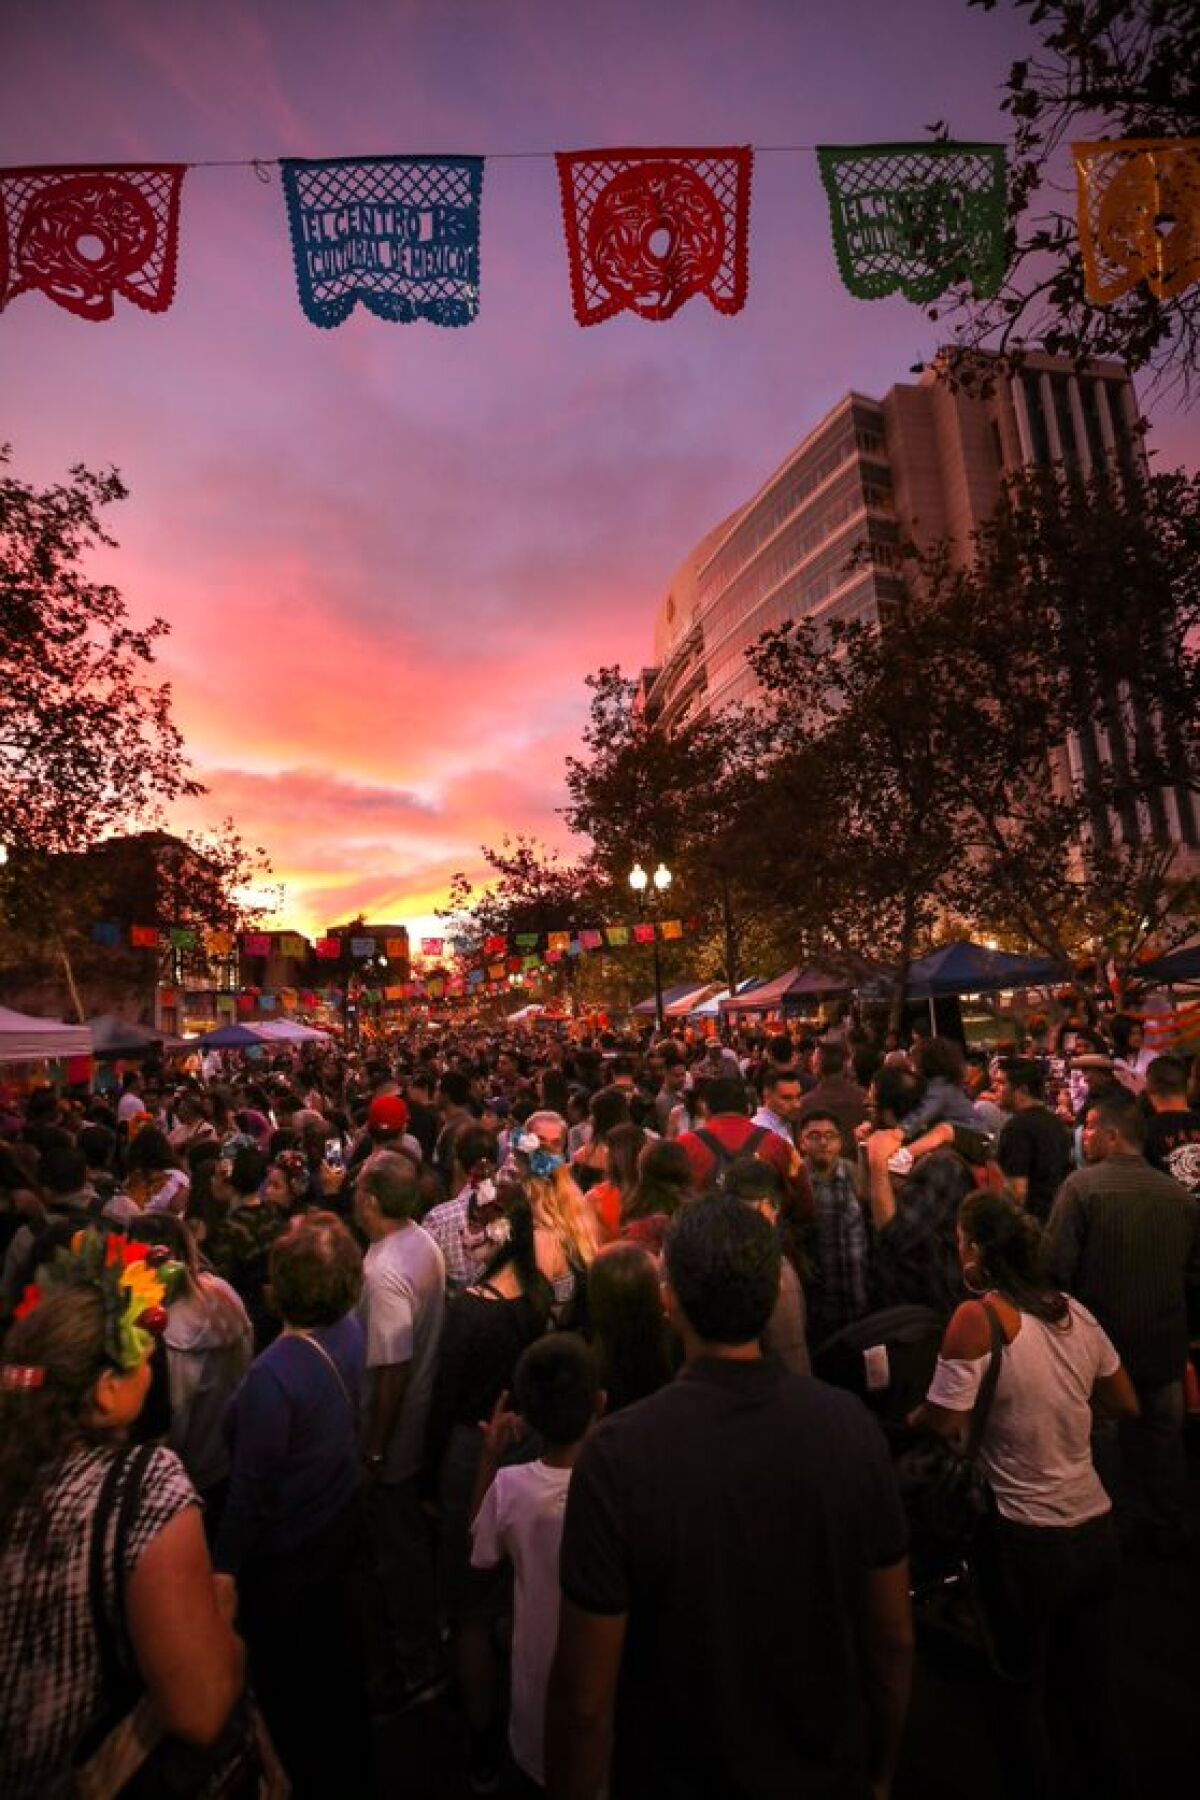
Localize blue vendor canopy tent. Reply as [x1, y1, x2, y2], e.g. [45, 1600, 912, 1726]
[190, 1022, 270, 1049]
[1137, 944, 1200, 986]
[901, 941, 1059, 999]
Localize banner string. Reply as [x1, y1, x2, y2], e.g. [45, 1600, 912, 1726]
[166, 144, 823, 174]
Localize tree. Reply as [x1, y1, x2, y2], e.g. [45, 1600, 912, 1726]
[745, 463, 1199, 1023]
[948, 1, 1200, 397]
[0, 449, 200, 857]
[563, 668, 770, 992]
[746, 612, 963, 1032]
[925, 464, 1200, 998]
[0, 450, 274, 1017]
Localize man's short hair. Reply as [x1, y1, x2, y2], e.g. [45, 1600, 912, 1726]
[815, 1041, 847, 1079]
[40, 1145, 88, 1197]
[358, 1149, 420, 1221]
[437, 1070, 473, 1109]
[513, 1333, 599, 1449]
[798, 1109, 842, 1137]
[270, 1211, 363, 1326]
[699, 1076, 749, 1118]
[1089, 1090, 1147, 1150]
[1004, 1058, 1045, 1102]
[78, 1124, 115, 1170]
[763, 1065, 802, 1096]
[1146, 1054, 1187, 1099]
[229, 1146, 268, 1198]
[873, 1065, 922, 1125]
[664, 1195, 780, 1346]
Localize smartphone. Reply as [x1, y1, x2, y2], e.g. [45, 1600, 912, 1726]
[324, 1138, 345, 1170]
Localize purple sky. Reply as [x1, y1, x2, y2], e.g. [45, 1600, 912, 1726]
[2, 0, 1196, 936]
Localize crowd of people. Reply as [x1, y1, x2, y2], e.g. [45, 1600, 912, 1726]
[0, 1008, 1197, 1798]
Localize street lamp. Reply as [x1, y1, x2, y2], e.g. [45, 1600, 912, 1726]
[629, 859, 672, 1033]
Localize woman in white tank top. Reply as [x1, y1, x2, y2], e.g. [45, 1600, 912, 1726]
[913, 1188, 1138, 1800]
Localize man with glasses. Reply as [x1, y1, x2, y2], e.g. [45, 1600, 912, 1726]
[800, 1110, 869, 1347]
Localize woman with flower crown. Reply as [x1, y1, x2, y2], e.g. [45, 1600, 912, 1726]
[0, 1230, 246, 1797]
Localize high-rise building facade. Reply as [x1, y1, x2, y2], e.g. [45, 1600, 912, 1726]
[641, 349, 1196, 855]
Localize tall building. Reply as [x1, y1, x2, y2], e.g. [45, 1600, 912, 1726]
[642, 349, 1196, 855]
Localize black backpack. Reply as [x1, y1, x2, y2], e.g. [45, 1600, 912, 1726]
[693, 1123, 770, 1183]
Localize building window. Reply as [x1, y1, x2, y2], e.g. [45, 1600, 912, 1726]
[1051, 375, 1079, 468]
[1021, 373, 1052, 465]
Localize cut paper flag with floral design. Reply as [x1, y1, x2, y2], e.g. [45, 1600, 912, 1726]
[660, 919, 684, 940]
[1074, 138, 1200, 304]
[92, 922, 121, 950]
[420, 937, 445, 957]
[579, 929, 604, 951]
[350, 937, 376, 958]
[633, 924, 656, 944]
[605, 926, 631, 947]
[556, 146, 752, 325]
[315, 937, 341, 959]
[280, 155, 483, 329]
[130, 926, 160, 950]
[817, 143, 1006, 302]
[0, 164, 185, 320]
[242, 934, 271, 957]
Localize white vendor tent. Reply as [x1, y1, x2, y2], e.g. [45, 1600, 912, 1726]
[252, 1020, 333, 1043]
[0, 1006, 94, 1065]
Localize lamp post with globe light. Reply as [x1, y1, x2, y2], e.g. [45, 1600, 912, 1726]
[629, 860, 672, 1034]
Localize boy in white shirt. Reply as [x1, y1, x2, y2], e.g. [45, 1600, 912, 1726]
[470, 1334, 603, 1792]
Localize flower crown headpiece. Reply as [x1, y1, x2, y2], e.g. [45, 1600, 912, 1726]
[515, 1133, 566, 1180]
[12, 1229, 183, 1373]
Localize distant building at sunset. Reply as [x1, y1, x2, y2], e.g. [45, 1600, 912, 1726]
[643, 348, 1148, 731]
[642, 348, 1196, 858]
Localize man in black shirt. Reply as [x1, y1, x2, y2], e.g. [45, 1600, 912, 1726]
[994, 1058, 1074, 1222]
[546, 1196, 912, 1800]
[1143, 1053, 1200, 1196]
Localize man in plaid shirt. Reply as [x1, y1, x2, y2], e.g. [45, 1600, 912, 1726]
[799, 1111, 869, 1347]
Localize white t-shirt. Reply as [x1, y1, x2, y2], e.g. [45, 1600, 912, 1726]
[926, 1296, 1119, 1527]
[360, 1224, 445, 1484]
[470, 1459, 573, 1784]
[117, 1090, 147, 1124]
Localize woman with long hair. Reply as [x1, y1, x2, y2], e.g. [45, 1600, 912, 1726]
[587, 1240, 675, 1413]
[520, 1111, 600, 1326]
[0, 1234, 244, 1796]
[570, 1085, 631, 1194]
[912, 1189, 1138, 1800]
[621, 1138, 694, 1256]
[586, 1121, 648, 1245]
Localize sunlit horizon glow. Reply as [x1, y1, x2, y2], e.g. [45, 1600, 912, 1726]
[3, 0, 1197, 945]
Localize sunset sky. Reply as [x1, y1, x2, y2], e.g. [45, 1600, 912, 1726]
[3, 0, 1197, 940]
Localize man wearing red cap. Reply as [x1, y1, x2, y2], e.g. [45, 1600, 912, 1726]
[347, 1092, 424, 1177]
